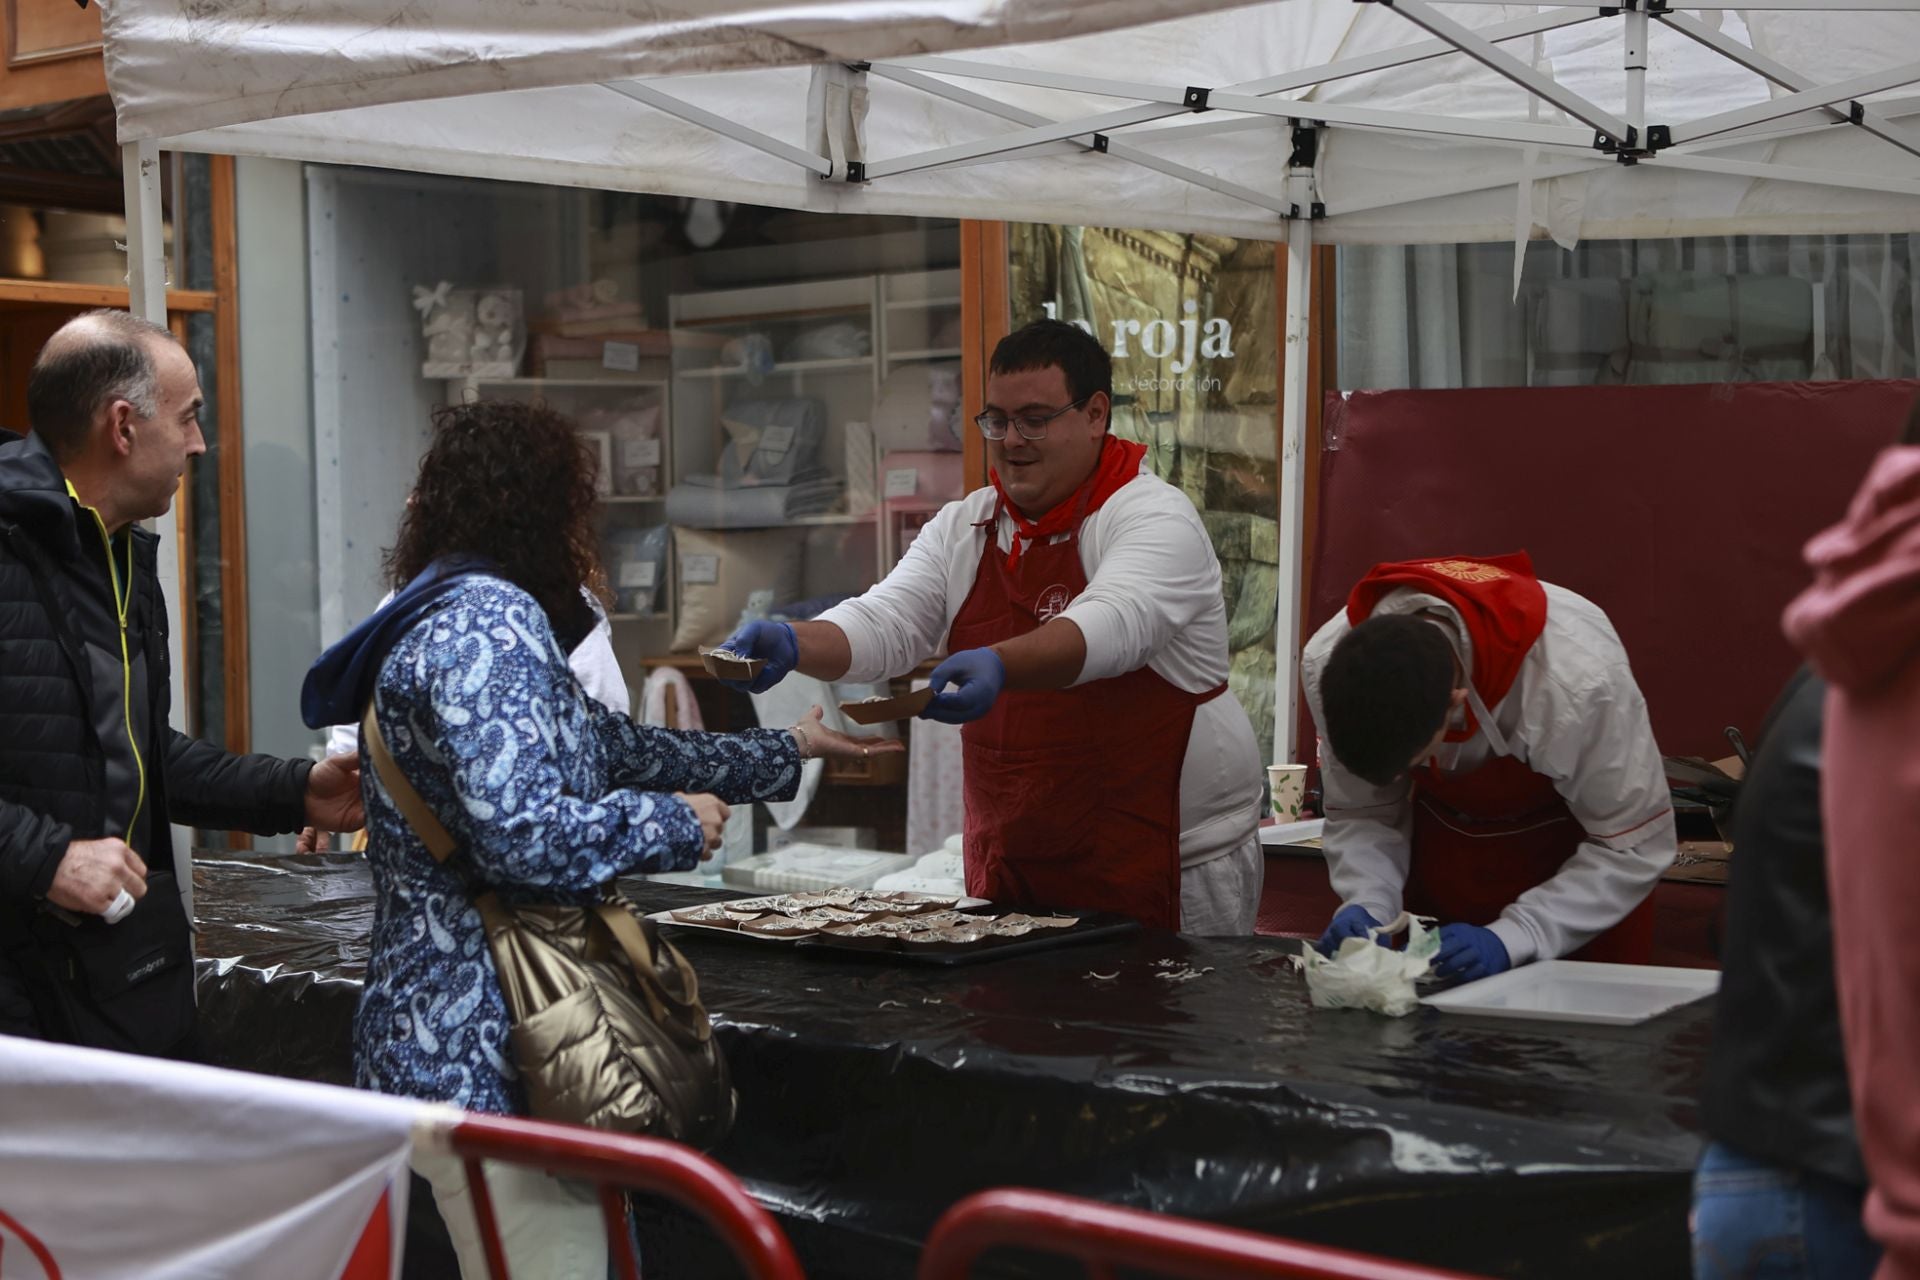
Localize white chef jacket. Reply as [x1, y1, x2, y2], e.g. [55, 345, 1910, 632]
[818, 466, 1263, 870]
[328, 588, 628, 757]
[1300, 582, 1676, 965]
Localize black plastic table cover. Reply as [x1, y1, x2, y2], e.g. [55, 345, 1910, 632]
[192, 851, 1708, 1279]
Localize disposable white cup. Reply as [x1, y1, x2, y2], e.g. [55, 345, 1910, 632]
[1267, 764, 1308, 821]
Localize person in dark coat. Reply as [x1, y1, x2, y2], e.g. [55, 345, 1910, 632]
[0, 310, 362, 1057]
[1693, 665, 1878, 1279]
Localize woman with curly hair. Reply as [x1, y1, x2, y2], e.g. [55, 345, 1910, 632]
[302, 399, 891, 1279]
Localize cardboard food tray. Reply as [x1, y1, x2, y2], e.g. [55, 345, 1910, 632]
[699, 648, 765, 682]
[797, 909, 1140, 967]
[840, 688, 934, 725]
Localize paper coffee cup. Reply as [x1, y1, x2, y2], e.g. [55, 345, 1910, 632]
[1267, 763, 1308, 821]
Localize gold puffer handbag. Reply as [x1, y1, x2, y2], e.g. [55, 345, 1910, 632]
[363, 709, 736, 1145]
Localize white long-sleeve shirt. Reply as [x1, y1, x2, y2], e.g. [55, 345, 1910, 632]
[1300, 582, 1676, 965]
[818, 468, 1263, 868]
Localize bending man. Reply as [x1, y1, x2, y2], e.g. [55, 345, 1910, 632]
[1302, 553, 1674, 980]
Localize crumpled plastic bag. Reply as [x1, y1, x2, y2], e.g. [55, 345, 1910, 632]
[1292, 913, 1439, 1017]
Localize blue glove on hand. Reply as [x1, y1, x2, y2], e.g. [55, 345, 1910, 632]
[921, 647, 1007, 725]
[713, 621, 797, 694]
[1315, 904, 1383, 957]
[1434, 923, 1511, 983]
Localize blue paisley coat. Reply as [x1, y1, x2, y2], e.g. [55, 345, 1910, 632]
[353, 576, 798, 1114]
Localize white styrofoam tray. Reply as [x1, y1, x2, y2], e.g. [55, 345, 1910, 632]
[718, 845, 912, 893]
[1420, 960, 1719, 1026]
[1259, 819, 1325, 849]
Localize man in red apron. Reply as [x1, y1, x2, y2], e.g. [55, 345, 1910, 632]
[714, 320, 1265, 932]
[1300, 554, 1675, 980]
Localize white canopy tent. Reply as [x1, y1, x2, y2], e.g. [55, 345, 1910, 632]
[99, 0, 1920, 760]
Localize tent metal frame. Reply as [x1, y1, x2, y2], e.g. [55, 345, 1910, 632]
[120, 2, 1920, 762]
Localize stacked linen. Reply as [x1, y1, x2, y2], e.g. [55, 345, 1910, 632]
[667, 470, 842, 527]
[666, 395, 845, 527]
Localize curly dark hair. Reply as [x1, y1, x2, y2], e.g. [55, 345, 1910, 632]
[385, 399, 603, 645]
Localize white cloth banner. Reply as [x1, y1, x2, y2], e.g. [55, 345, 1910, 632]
[0, 1036, 422, 1280]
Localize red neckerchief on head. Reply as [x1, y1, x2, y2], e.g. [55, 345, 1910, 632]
[1344, 551, 1547, 743]
[985, 435, 1148, 572]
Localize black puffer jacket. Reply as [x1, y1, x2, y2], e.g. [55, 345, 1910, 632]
[1702, 665, 1863, 1186]
[0, 428, 312, 1050]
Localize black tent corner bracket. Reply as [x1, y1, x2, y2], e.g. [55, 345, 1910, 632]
[1595, 124, 1671, 164]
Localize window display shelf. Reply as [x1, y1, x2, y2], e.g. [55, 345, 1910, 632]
[887, 296, 961, 311]
[887, 347, 962, 361]
[468, 375, 669, 389]
[668, 511, 877, 532]
[601, 495, 666, 505]
[676, 356, 874, 380]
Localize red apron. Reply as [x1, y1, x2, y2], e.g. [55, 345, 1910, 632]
[1350, 554, 1655, 963]
[951, 494, 1225, 930]
[1407, 757, 1655, 963]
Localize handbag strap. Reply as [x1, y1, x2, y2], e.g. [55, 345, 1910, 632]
[362, 706, 457, 863]
[597, 901, 713, 1038]
[366, 705, 710, 1038]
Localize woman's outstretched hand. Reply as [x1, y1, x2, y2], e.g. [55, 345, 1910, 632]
[790, 705, 907, 764]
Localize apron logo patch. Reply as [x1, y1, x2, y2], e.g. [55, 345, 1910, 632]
[1425, 559, 1508, 584]
[1035, 584, 1074, 623]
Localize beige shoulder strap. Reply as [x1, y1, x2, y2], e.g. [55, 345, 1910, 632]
[361, 707, 457, 863]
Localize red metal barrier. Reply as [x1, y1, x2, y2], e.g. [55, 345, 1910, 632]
[443, 1113, 805, 1280]
[918, 1188, 1491, 1280]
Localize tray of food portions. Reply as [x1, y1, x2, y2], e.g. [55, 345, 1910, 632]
[650, 889, 1138, 966]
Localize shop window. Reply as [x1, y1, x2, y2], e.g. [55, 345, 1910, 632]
[1339, 235, 1920, 391]
[1008, 225, 1282, 764]
[305, 168, 960, 854]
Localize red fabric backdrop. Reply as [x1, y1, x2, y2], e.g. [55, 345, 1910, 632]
[1302, 379, 1919, 760]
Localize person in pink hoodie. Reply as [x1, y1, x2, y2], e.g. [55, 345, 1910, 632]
[1784, 409, 1920, 1280]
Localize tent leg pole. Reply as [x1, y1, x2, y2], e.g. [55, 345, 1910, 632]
[122, 141, 167, 321]
[1624, 9, 1649, 139]
[123, 140, 194, 898]
[1273, 215, 1313, 766]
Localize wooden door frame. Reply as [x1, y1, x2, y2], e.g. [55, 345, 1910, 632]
[1292, 243, 1337, 642]
[959, 221, 1008, 492]
[0, 160, 249, 757]
[209, 155, 249, 758]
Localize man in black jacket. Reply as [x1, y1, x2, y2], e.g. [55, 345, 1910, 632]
[0, 310, 362, 1058]
[1693, 665, 1879, 1279]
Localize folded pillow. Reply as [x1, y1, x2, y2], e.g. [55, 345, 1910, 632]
[669, 526, 805, 652]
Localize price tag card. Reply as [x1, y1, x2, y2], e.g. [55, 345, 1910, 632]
[884, 468, 920, 499]
[681, 553, 720, 585]
[580, 431, 613, 496]
[758, 424, 796, 456]
[618, 562, 657, 589]
[601, 341, 641, 372]
[622, 437, 662, 467]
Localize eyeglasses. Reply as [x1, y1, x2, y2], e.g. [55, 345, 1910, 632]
[973, 395, 1092, 442]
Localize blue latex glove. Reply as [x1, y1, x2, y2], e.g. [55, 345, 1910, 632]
[1433, 923, 1511, 983]
[713, 621, 797, 694]
[920, 647, 1007, 725]
[1315, 904, 1383, 957]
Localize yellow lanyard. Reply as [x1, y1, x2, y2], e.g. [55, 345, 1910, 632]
[67, 482, 146, 843]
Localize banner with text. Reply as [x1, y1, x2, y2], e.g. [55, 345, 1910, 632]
[0, 1036, 417, 1280]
